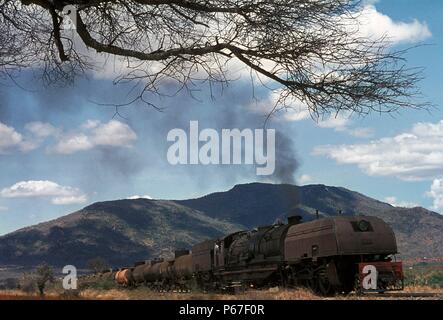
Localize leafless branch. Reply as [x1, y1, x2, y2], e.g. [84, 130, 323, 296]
[0, 0, 429, 117]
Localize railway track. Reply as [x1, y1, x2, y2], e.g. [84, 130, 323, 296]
[362, 292, 443, 299]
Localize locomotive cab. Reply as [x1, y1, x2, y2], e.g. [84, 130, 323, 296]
[284, 216, 403, 294]
[284, 216, 398, 259]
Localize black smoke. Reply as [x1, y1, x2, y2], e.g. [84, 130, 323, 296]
[274, 131, 298, 185]
[2, 72, 300, 194]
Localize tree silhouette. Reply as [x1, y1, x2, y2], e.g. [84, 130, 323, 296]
[35, 263, 55, 296]
[0, 0, 427, 117]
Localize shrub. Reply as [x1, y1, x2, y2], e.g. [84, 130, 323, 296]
[19, 273, 36, 294]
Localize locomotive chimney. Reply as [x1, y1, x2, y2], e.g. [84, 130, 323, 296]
[287, 215, 302, 225]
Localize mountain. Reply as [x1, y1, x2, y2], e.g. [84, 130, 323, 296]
[179, 183, 443, 260]
[0, 199, 241, 268]
[0, 183, 442, 268]
[177, 183, 393, 226]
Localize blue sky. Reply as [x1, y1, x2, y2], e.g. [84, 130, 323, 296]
[1, 1, 443, 235]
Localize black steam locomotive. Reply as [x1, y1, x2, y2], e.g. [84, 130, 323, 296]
[106, 215, 403, 295]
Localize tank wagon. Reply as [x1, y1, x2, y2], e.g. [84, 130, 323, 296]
[106, 215, 404, 295]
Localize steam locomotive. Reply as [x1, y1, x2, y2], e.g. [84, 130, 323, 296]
[104, 215, 404, 295]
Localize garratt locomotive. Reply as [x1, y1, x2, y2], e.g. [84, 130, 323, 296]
[110, 215, 403, 295]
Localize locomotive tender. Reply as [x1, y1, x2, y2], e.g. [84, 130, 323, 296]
[109, 215, 404, 295]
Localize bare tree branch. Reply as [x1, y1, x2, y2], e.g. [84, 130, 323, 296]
[0, 0, 429, 117]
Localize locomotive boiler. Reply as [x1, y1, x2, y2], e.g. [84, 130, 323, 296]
[108, 215, 404, 295]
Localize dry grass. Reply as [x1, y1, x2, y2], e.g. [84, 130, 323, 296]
[402, 285, 443, 294]
[1, 286, 442, 300]
[78, 287, 319, 300]
[77, 286, 442, 300]
[0, 289, 83, 300]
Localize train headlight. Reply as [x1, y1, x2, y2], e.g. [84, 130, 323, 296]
[358, 220, 370, 232]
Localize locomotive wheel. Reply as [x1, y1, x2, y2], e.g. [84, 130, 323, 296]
[312, 266, 335, 296]
[306, 278, 318, 293]
[317, 276, 334, 296]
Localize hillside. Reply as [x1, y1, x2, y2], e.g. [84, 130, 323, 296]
[177, 183, 393, 226]
[0, 183, 442, 268]
[179, 183, 443, 259]
[0, 199, 241, 268]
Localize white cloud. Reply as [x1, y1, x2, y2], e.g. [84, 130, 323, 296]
[0, 122, 23, 154]
[91, 120, 137, 147]
[283, 109, 311, 122]
[127, 195, 153, 200]
[25, 122, 59, 138]
[356, 5, 432, 45]
[426, 179, 443, 211]
[52, 120, 137, 154]
[316, 114, 373, 137]
[248, 89, 334, 125]
[0, 120, 137, 155]
[313, 120, 443, 181]
[0, 122, 38, 154]
[1, 180, 87, 205]
[249, 88, 374, 137]
[81, 120, 101, 130]
[52, 133, 93, 154]
[0, 206, 7, 212]
[247, 89, 309, 121]
[384, 196, 418, 208]
[0, 121, 60, 154]
[297, 174, 313, 185]
[317, 115, 350, 131]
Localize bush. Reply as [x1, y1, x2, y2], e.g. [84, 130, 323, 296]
[404, 263, 443, 288]
[19, 273, 36, 294]
[89, 278, 117, 291]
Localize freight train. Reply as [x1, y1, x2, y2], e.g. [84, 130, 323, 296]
[98, 215, 404, 296]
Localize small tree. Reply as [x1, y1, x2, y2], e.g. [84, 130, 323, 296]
[35, 264, 55, 296]
[87, 257, 109, 274]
